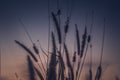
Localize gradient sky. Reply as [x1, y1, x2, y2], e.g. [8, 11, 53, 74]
[0, 0, 120, 80]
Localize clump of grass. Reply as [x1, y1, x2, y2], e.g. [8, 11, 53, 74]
[47, 32, 57, 80]
[14, 9, 109, 80]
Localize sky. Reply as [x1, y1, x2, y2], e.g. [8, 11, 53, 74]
[0, 0, 120, 80]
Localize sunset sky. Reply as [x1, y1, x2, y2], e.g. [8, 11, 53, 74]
[0, 0, 120, 80]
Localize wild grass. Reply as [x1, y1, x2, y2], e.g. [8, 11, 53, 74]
[14, 9, 111, 80]
[27, 56, 36, 80]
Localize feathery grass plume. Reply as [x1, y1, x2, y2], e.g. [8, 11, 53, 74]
[51, 10, 63, 79]
[51, 12, 62, 44]
[62, 17, 70, 46]
[34, 67, 44, 80]
[27, 56, 36, 80]
[47, 32, 57, 80]
[81, 26, 87, 58]
[64, 43, 74, 80]
[61, 17, 70, 58]
[64, 17, 70, 34]
[57, 9, 61, 16]
[15, 40, 38, 62]
[95, 65, 102, 80]
[87, 35, 91, 43]
[33, 43, 39, 54]
[72, 51, 76, 63]
[72, 51, 76, 68]
[75, 24, 80, 55]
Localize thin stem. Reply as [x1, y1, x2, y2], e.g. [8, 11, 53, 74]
[37, 40, 47, 67]
[74, 26, 76, 53]
[38, 54, 46, 73]
[77, 43, 89, 80]
[76, 58, 81, 80]
[41, 54, 47, 67]
[19, 19, 34, 44]
[37, 63, 46, 79]
[38, 40, 48, 57]
[47, 0, 51, 74]
[90, 10, 94, 34]
[61, 33, 67, 57]
[90, 44, 92, 69]
[100, 18, 106, 65]
[58, 44, 62, 80]
[89, 10, 94, 70]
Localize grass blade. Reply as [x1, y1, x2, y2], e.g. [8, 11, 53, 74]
[64, 43, 74, 80]
[95, 65, 102, 80]
[27, 56, 36, 80]
[34, 67, 44, 80]
[15, 40, 38, 62]
[81, 26, 87, 58]
[75, 24, 80, 55]
[33, 43, 39, 55]
[51, 12, 62, 44]
[47, 32, 57, 80]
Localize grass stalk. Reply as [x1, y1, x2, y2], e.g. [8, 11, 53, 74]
[27, 56, 36, 80]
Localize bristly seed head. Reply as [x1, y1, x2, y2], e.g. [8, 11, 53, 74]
[33, 43, 39, 54]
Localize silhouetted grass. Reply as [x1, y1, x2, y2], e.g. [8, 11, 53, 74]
[34, 67, 44, 80]
[51, 12, 62, 44]
[15, 40, 38, 62]
[14, 9, 111, 80]
[64, 43, 74, 80]
[27, 56, 36, 80]
[47, 32, 57, 80]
